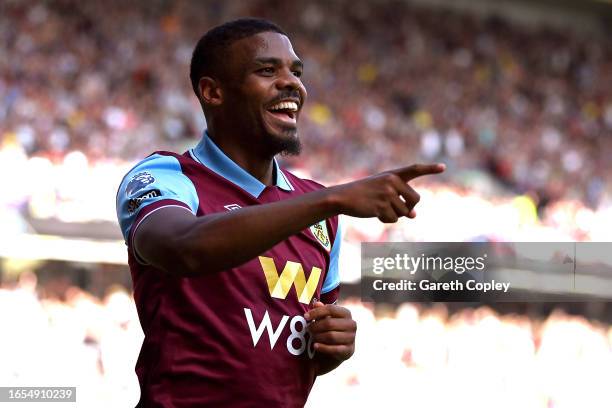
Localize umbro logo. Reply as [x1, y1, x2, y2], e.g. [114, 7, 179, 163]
[224, 204, 242, 211]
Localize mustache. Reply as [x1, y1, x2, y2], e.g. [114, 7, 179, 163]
[267, 90, 302, 106]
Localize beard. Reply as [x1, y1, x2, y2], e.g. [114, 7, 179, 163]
[268, 128, 302, 157]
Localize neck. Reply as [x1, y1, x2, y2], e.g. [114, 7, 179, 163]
[206, 127, 276, 187]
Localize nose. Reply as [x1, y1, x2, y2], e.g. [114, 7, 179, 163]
[275, 67, 302, 91]
[275, 68, 307, 103]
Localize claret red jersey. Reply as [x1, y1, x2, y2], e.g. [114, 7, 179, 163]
[116, 132, 341, 407]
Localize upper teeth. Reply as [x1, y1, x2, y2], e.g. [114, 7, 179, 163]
[270, 101, 298, 112]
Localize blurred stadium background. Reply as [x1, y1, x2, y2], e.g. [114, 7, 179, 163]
[1, 0, 612, 406]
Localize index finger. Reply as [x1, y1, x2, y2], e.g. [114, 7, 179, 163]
[305, 304, 351, 322]
[391, 163, 445, 182]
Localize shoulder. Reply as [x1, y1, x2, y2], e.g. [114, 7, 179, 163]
[280, 167, 327, 193]
[119, 151, 179, 180]
[122, 151, 187, 177]
[116, 151, 200, 242]
[117, 150, 202, 194]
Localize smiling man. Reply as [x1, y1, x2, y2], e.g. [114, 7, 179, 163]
[116, 18, 444, 407]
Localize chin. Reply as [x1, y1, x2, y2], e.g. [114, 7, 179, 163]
[269, 128, 302, 156]
[259, 119, 300, 156]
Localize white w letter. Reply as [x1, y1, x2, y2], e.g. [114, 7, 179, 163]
[244, 308, 289, 349]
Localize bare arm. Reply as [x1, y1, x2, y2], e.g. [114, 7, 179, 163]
[134, 164, 445, 276]
[135, 187, 337, 275]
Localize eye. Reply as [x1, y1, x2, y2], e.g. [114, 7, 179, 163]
[293, 70, 303, 78]
[258, 67, 274, 75]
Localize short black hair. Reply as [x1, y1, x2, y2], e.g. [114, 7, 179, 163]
[189, 18, 287, 99]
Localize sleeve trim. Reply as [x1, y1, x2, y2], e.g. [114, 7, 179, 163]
[321, 218, 342, 293]
[321, 282, 340, 295]
[320, 286, 340, 305]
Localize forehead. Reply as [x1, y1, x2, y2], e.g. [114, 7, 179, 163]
[228, 31, 300, 66]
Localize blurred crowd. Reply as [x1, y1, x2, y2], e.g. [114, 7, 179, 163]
[0, 273, 142, 407]
[1, 275, 611, 408]
[1, 0, 612, 215]
[310, 299, 612, 408]
[2, 2, 611, 405]
[2, 1, 612, 243]
[3, 142, 611, 242]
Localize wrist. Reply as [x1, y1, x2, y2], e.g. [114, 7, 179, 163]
[314, 352, 344, 376]
[319, 185, 345, 216]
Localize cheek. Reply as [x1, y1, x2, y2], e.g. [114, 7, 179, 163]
[228, 92, 260, 120]
[241, 91, 267, 116]
[243, 76, 270, 97]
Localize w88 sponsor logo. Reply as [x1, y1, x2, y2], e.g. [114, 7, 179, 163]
[244, 308, 315, 358]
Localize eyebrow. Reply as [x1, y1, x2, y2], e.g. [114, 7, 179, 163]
[254, 57, 303, 70]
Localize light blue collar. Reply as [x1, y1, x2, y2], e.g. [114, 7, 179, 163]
[190, 131, 294, 198]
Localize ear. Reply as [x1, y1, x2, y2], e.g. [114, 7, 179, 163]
[198, 76, 223, 107]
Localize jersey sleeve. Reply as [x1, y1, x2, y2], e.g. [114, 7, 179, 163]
[116, 153, 199, 246]
[320, 219, 342, 304]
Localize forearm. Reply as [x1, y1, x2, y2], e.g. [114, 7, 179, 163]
[137, 162, 444, 275]
[168, 187, 340, 274]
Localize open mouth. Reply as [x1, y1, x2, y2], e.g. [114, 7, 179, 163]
[266, 101, 299, 125]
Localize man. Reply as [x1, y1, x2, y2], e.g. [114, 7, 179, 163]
[116, 18, 444, 407]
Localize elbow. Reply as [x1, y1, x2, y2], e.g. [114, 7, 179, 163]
[174, 249, 208, 277]
[143, 232, 202, 277]
[162, 242, 206, 277]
